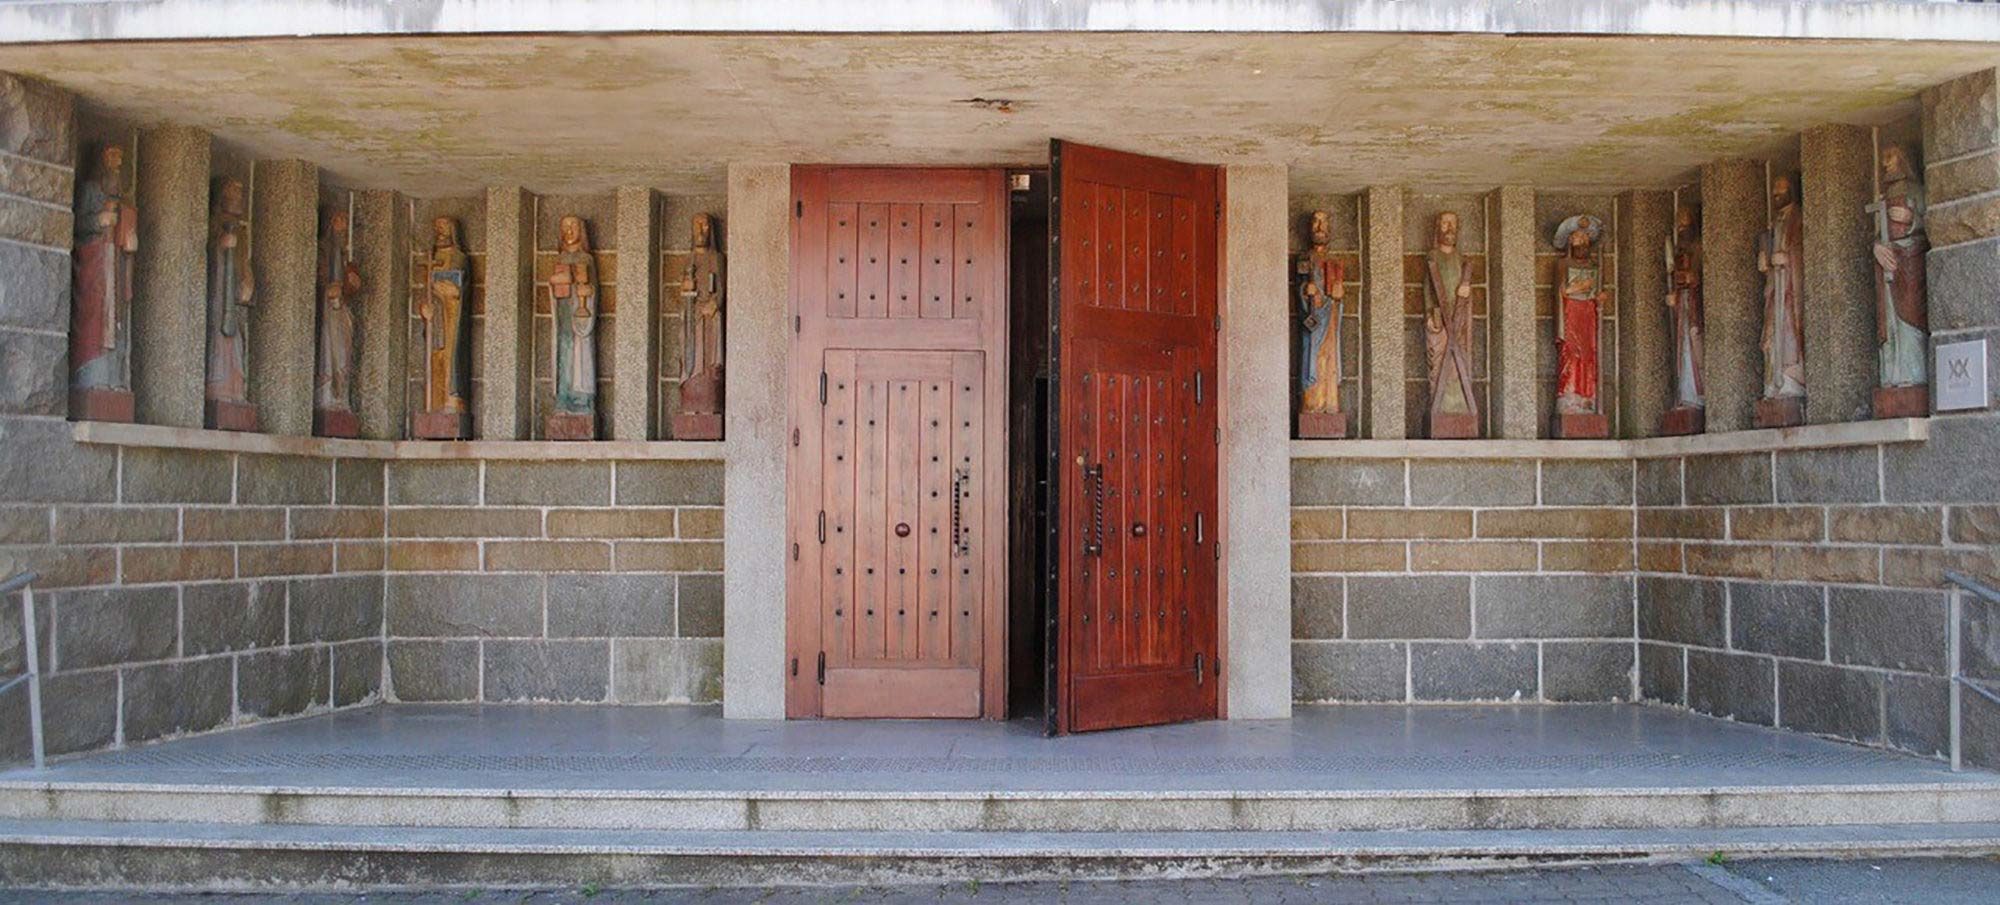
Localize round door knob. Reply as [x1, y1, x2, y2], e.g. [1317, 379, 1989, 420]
[1131, 522, 1147, 537]
[895, 522, 912, 538]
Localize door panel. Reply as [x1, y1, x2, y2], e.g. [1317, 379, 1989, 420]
[1050, 141, 1220, 734]
[789, 167, 1008, 720]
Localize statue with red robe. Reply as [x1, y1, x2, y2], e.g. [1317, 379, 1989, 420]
[69, 143, 138, 422]
[1755, 173, 1807, 428]
[1551, 214, 1609, 438]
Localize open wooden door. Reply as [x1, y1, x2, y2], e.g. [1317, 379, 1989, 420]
[1047, 141, 1221, 734]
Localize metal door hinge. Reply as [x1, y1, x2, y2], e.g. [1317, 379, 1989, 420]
[1194, 511, 1204, 545]
[792, 427, 800, 447]
[819, 371, 828, 405]
[792, 541, 800, 562]
[816, 651, 826, 685]
[817, 511, 827, 544]
[1195, 652, 1205, 685]
[796, 200, 804, 218]
[791, 656, 799, 678]
[795, 314, 802, 333]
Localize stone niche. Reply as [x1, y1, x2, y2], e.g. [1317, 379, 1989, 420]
[657, 192, 727, 438]
[406, 194, 487, 439]
[1402, 191, 1491, 439]
[1286, 191, 1364, 438]
[531, 192, 617, 440]
[1534, 191, 1621, 438]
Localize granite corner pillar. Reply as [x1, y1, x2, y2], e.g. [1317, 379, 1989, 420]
[1699, 159, 1766, 433]
[248, 159, 317, 436]
[611, 185, 658, 441]
[480, 186, 533, 440]
[132, 124, 211, 428]
[1800, 123, 1877, 424]
[1618, 189, 1674, 438]
[1922, 67, 2000, 413]
[1363, 185, 1407, 439]
[722, 163, 788, 720]
[354, 189, 409, 440]
[0, 71, 72, 422]
[1488, 185, 1538, 439]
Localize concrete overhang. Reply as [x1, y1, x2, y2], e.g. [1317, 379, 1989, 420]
[1, 31, 1991, 195]
[4, 0, 2000, 44]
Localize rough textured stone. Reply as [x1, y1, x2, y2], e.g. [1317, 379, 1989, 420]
[1410, 541, 1536, 572]
[0, 193, 70, 249]
[386, 639, 479, 702]
[1476, 508, 1631, 539]
[121, 657, 231, 742]
[1950, 505, 2000, 545]
[1729, 581, 1826, 660]
[181, 507, 284, 543]
[1930, 192, 2000, 247]
[1698, 160, 1764, 433]
[1636, 458, 1682, 507]
[1832, 505, 1943, 545]
[1800, 124, 1877, 426]
[1830, 587, 1948, 673]
[484, 639, 608, 702]
[0, 420, 113, 504]
[610, 185, 658, 440]
[1291, 459, 1403, 506]
[52, 506, 175, 544]
[1729, 506, 1824, 542]
[1638, 641, 1684, 705]
[1291, 542, 1406, 573]
[352, 190, 409, 441]
[247, 160, 318, 435]
[546, 508, 676, 539]
[1290, 577, 1342, 640]
[1637, 576, 1725, 647]
[1410, 642, 1537, 702]
[389, 507, 542, 539]
[1926, 236, 2000, 333]
[1292, 641, 1405, 702]
[1364, 186, 1407, 439]
[237, 645, 330, 719]
[0, 331, 65, 416]
[1886, 416, 2000, 504]
[1884, 673, 1951, 758]
[481, 187, 534, 440]
[1541, 540, 1635, 573]
[1922, 68, 1999, 163]
[1347, 576, 1469, 639]
[1540, 460, 1631, 506]
[1408, 460, 1536, 507]
[1771, 545, 1878, 585]
[1686, 648, 1775, 726]
[289, 575, 383, 643]
[613, 637, 721, 703]
[120, 545, 234, 584]
[385, 540, 480, 572]
[677, 573, 723, 638]
[1476, 575, 1631, 639]
[386, 574, 542, 638]
[1775, 446, 1879, 504]
[332, 639, 384, 706]
[238, 541, 335, 578]
[132, 124, 210, 428]
[1489, 185, 1537, 439]
[1928, 148, 2000, 206]
[613, 540, 722, 573]
[1685, 453, 1772, 505]
[292, 507, 386, 541]
[40, 669, 116, 756]
[1345, 508, 1469, 540]
[182, 581, 286, 656]
[485, 461, 613, 506]
[237, 454, 332, 505]
[615, 460, 724, 505]
[678, 507, 723, 539]
[53, 586, 177, 670]
[546, 574, 671, 638]
[385, 461, 480, 505]
[1683, 542, 1775, 580]
[485, 540, 611, 572]
[1541, 641, 1633, 703]
[335, 459, 386, 506]
[122, 447, 233, 504]
[1617, 190, 1674, 439]
[1779, 660, 1881, 744]
[0, 242, 69, 332]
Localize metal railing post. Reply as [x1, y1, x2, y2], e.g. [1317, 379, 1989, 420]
[1951, 587, 1963, 773]
[21, 582, 42, 770]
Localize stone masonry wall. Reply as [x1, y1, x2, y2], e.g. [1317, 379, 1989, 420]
[381, 457, 723, 704]
[1291, 456, 1637, 704]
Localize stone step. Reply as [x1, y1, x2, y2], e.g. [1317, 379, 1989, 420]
[2, 781, 1998, 833]
[3, 819, 1999, 888]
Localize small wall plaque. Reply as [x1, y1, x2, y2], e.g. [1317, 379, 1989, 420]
[1936, 338, 1990, 412]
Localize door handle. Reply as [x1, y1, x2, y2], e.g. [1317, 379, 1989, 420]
[1082, 463, 1104, 557]
[950, 468, 969, 557]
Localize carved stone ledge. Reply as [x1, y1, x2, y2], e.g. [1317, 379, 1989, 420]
[1290, 417, 1929, 460]
[72, 421, 724, 461]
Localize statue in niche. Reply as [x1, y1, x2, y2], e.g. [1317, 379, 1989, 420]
[414, 216, 472, 439]
[1423, 210, 1479, 439]
[1755, 172, 1807, 427]
[313, 206, 363, 438]
[1870, 144, 1930, 418]
[674, 213, 726, 440]
[1295, 210, 1349, 439]
[204, 176, 258, 432]
[1662, 203, 1705, 435]
[1551, 214, 1610, 438]
[69, 143, 138, 423]
[546, 214, 598, 440]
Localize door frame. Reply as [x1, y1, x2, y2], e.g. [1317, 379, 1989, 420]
[784, 165, 1012, 720]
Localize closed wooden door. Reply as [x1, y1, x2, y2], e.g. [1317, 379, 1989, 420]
[1049, 141, 1220, 734]
[789, 168, 1008, 719]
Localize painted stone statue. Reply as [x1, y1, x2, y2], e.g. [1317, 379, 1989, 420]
[415, 216, 472, 439]
[69, 143, 138, 423]
[1295, 210, 1348, 439]
[1871, 144, 1930, 418]
[1756, 172, 1807, 428]
[1662, 203, 1706, 435]
[546, 214, 598, 441]
[313, 206, 364, 438]
[204, 177, 258, 432]
[674, 213, 726, 440]
[1423, 210, 1479, 439]
[1551, 214, 1610, 438]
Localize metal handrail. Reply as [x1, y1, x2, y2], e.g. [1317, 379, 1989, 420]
[0, 570, 42, 769]
[1942, 570, 1999, 772]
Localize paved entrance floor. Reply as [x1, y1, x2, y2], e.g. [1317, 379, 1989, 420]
[3, 703, 1990, 793]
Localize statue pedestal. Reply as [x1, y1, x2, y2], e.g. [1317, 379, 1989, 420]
[314, 407, 360, 439]
[673, 412, 723, 440]
[1873, 385, 1929, 419]
[1296, 411, 1349, 439]
[545, 412, 597, 441]
[1660, 406, 1705, 437]
[1429, 412, 1479, 440]
[413, 410, 470, 440]
[69, 387, 134, 423]
[1551, 411, 1609, 439]
[205, 399, 258, 433]
[1754, 395, 1806, 429]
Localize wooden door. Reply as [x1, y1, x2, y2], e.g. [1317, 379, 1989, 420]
[1049, 141, 1221, 734]
[788, 167, 1009, 719]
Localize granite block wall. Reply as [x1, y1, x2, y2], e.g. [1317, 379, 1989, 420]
[1291, 456, 1638, 704]
[380, 457, 724, 704]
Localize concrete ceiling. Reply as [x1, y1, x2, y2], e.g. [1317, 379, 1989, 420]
[0, 32, 1990, 196]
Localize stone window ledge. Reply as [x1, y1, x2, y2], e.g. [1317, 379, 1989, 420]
[72, 421, 725, 461]
[1290, 417, 1928, 460]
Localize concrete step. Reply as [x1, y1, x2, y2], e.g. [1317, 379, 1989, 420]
[2, 781, 1998, 833]
[3, 819, 1999, 888]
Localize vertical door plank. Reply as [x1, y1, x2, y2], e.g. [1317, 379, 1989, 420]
[887, 377, 921, 660]
[1172, 196, 1197, 317]
[921, 203, 954, 320]
[857, 203, 890, 319]
[855, 375, 889, 660]
[888, 203, 922, 319]
[822, 352, 858, 664]
[1097, 186, 1124, 311]
[1067, 184, 1098, 312]
[951, 353, 983, 667]
[1148, 192, 1172, 315]
[918, 375, 951, 660]
[1123, 188, 1149, 312]
[828, 203, 859, 320]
